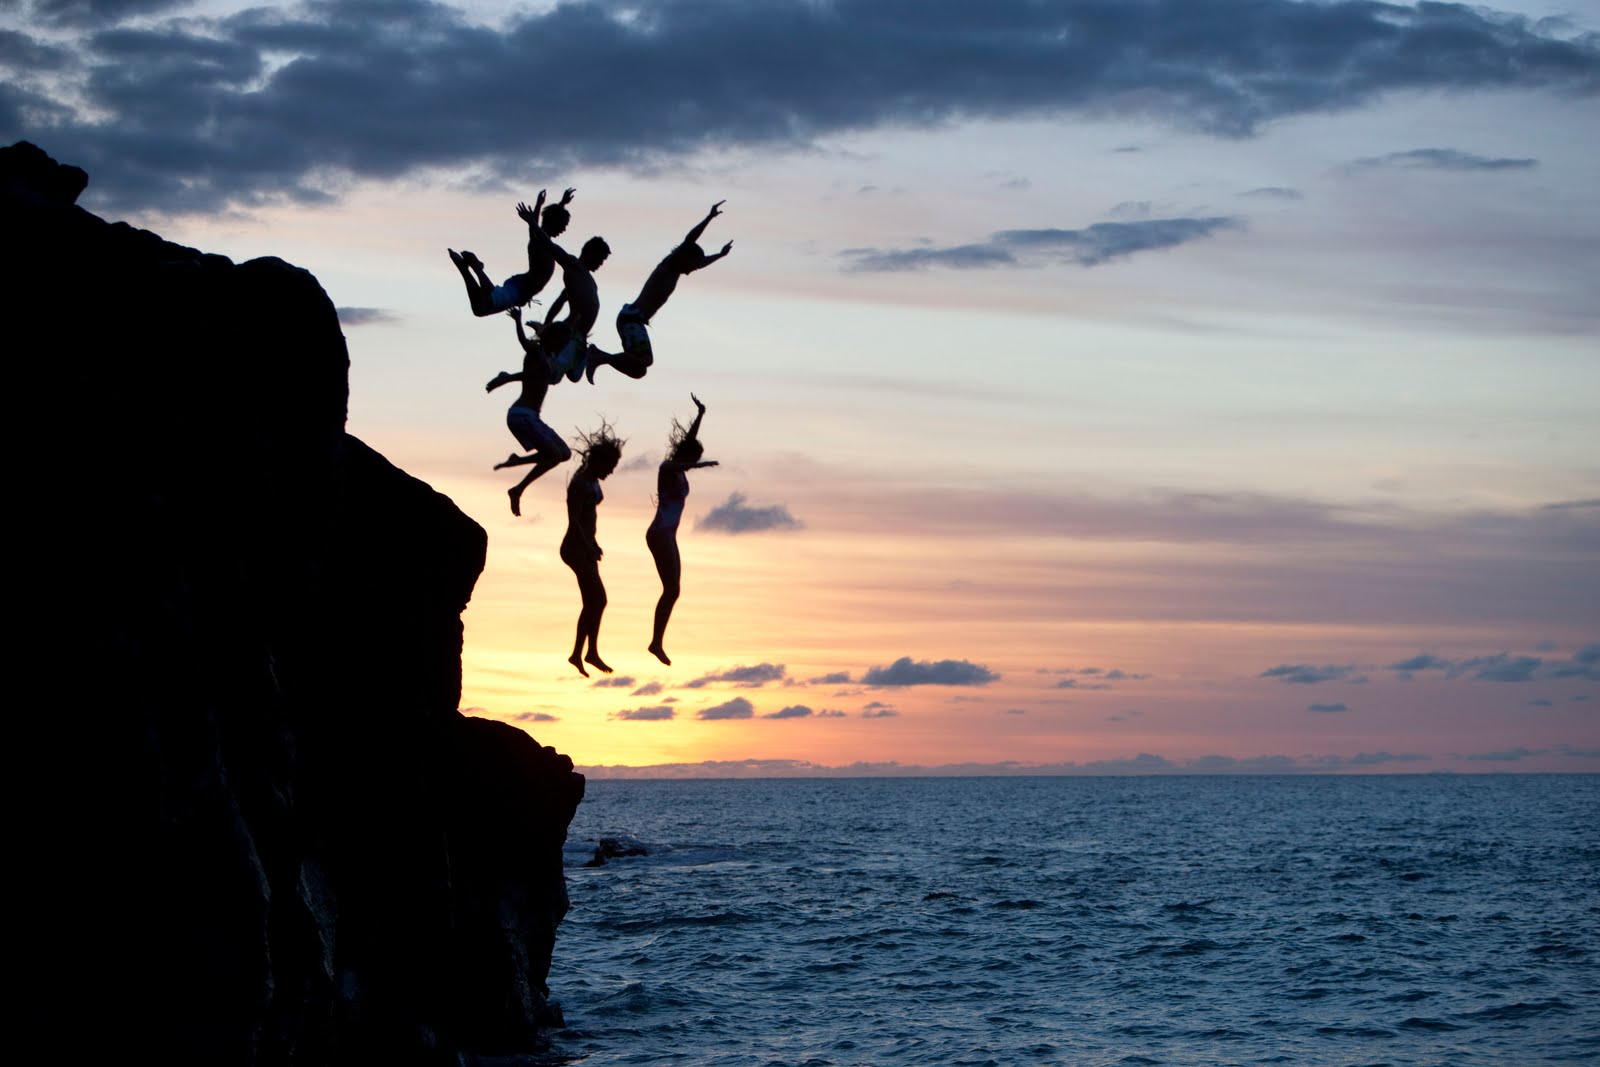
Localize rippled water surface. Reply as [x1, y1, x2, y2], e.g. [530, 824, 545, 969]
[549, 776, 1598, 1065]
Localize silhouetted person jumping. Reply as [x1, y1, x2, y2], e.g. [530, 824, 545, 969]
[647, 394, 719, 665]
[585, 201, 732, 383]
[448, 187, 575, 316]
[486, 308, 573, 516]
[534, 223, 611, 384]
[563, 423, 624, 677]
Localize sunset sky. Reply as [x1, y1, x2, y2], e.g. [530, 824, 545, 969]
[7, 0, 1597, 774]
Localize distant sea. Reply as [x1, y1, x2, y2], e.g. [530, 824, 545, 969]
[550, 775, 1598, 1066]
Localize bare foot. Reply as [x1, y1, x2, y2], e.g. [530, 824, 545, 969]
[508, 486, 523, 517]
[585, 650, 613, 674]
[585, 347, 602, 385]
[648, 643, 671, 666]
[568, 652, 589, 677]
[493, 453, 523, 470]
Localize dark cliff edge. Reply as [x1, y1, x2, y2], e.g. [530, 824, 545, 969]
[7, 142, 585, 1064]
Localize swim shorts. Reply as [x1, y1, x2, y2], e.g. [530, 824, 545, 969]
[488, 274, 534, 313]
[550, 335, 588, 384]
[617, 303, 654, 366]
[507, 406, 571, 459]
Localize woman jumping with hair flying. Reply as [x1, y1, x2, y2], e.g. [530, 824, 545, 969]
[647, 394, 718, 665]
[562, 423, 624, 676]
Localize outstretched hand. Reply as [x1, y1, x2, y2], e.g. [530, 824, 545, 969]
[719, 240, 733, 256]
[707, 200, 725, 219]
[516, 200, 537, 225]
[691, 392, 706, 413]
[560, 187, 577, 206]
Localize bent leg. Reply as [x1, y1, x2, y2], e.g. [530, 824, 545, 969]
[592, 312, 655, 382]
[506, 452, 569, 515]
[450, 250, 491, 316]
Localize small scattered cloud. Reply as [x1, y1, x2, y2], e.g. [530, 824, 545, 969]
[1388, 645, 1599, 683]
[862, 707, 900, 718]
[685, 663, 788, 689]
[632, 680, 664, 696]
[1307, 703, 1349, 713]
[1052, 666, 1149, 682]
[697, 492, 803, 534]
[510, 711, 559, 723]
[1055, 678, 1110, 690]
[612, 705, 675, 721]
[1464, 746, 1544, 762]
[336, 306, 397, 326]
[591, 676, 637, 688]
[1260, 663, 1366, 685]
[1351, 148, 1538, 172]
[808, 671, 852, 685]
[1002, 708, 1027, 715]
[1309, 751, 1428, 769]
[1239, 186, 1303, 199]
[817, 709, 848, 718]
[1391, 653, 1453, 679]
[862, 656, 999, 687]
[843, 216, 1241, 272]
[1528, 698, 1554, 707]
[765, 704, 813, 719]
[1109, 200, 1154, 219]
[697, 697, 755, 720]
[1545, 642, 1600, 679]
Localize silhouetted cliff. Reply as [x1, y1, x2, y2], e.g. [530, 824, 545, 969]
[6, 142, 584, 1065]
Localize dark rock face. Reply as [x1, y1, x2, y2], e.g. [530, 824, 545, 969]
[8, 142, 584, 1064]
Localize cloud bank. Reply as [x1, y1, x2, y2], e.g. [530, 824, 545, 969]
[6, 0, 1597, 212]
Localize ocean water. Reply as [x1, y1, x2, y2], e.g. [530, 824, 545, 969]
[549, 775, 1598, 1065]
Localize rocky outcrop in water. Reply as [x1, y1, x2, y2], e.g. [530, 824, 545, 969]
[7, 141, 584, 1065]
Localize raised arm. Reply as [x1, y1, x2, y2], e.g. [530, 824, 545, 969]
[509, 307, 542, 353]
[681, 200, 725, 247]
[516, 190, 547, 231]
[684, 392, 707, 441]
[685, 240, 733, 274]
[661, 395, 719, 472]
